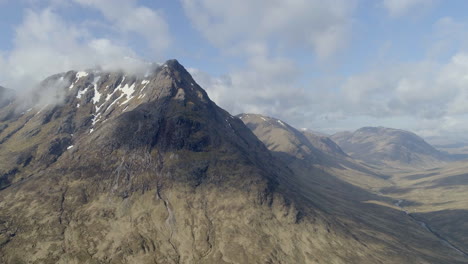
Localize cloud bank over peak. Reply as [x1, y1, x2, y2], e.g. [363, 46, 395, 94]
[0, 1, 170, 91]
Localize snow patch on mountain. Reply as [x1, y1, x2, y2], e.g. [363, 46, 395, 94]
[91, 76, 102, 104]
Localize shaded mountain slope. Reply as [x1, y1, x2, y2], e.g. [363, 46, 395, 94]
[0, 61, 465, 263]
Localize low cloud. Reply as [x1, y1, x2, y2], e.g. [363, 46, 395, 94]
[189, 55, 310, 121]
[0, 1, 170, 91]
[23, 75, 71, 109]
[383, 0, 435, 17]
[339, 53, 468, 118]
[73, 0, 171, 56]
[190, 50, 468, 140]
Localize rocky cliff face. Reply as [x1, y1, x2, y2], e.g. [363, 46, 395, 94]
[0, 61, 465, 264]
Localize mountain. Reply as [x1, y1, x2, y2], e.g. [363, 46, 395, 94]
[331, 127, 449, 169]
[238, 113, 346, 161]
[0, 61, 465, 263]
[238, 114, 391, 185]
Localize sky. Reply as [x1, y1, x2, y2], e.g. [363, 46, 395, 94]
[1, 0, 468, 142]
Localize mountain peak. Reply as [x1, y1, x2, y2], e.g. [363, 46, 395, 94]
[18, 59, 210, 136]
[0, 60, 220, 173]
[0, 60, 272, 184]
[163, 58, 182, 69]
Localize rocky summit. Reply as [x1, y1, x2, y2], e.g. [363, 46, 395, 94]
[0, 60, 466, 264]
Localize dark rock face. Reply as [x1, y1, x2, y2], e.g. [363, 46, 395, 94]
[331, 127, 449, 168]
[0, 62, 464, 264]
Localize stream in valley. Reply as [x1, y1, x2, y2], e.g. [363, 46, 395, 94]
[394, 200, 468, 258]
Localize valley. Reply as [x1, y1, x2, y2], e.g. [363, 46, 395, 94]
[377, 161, 468, 256]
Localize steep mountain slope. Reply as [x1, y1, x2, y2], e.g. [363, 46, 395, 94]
[0, 61, 465, 263]
[331, 127, 449, 169]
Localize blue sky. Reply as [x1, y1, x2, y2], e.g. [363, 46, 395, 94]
[1, 0, 468, 142]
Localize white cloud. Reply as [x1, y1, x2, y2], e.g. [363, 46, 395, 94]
[338, 57, 463, 118]
[383, 0, 434, 17]
[0, 8, 155, 91]
[428, 17, 468, 59]
[192, 48, 468, 139]
[190, 55, 309, 120]
[182, 0, 359, 131]
[181, 0, 355, 59]
[308, 51, 468, 138]
[414, 115, 468, 143]
[73, 0, 171, 55]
